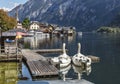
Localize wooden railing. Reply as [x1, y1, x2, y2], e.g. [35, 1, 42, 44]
[0, 46, 22, 62]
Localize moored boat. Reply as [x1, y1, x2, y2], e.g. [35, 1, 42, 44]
[51, 43, 71, 67]
[72, 43, 91, 67]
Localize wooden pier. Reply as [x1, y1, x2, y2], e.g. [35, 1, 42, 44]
[87, 55, 100, 63]
[27, 61, 58, 77]
[21, 49, 58, 78]
[33, 49, 68, 53]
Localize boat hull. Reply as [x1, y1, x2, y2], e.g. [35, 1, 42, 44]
[60, 60, 71, 68]
[51, 57, 71, 68]
[72, 56, 91, 67]
[72, 58, 84, 67]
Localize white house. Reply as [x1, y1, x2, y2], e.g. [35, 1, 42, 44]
[29, 21, 40, 30]
[16, 22, 23, 29]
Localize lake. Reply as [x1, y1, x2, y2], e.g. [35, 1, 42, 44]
[1, 32, 120, 84]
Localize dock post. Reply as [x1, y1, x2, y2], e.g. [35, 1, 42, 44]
[7, 46, 10, 61]
[16, 46, 18, 61]
[20, 51, 23, 62]
[16, 38, 18, 61]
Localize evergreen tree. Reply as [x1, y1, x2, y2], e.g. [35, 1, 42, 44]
[22, 18, 30, 29]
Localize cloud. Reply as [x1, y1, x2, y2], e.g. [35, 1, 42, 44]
[7, 2, 20, 11]
[0, 0, 27, 11]
[0, 7, 11, 11]
[13, 2, 20, 8]
[0, 3, 20, 11]
[0, 2, 20, 11]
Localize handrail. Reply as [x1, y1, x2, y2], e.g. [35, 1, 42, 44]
[0, 46, 22, 53]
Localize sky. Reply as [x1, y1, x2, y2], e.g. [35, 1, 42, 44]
[0, 0, 28, 11]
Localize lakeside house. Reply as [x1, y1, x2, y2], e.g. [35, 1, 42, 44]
[29, 21, 76, 36]
[53, 26, 76, 36]
[28, 21, 50, 37]
[29, 21, 51, 33]
[29, 21, 40, 30]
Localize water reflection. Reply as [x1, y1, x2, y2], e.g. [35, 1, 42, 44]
[59, 65, 71, 81]
[23, 35, 76, 49]
[72, 65, 91, 80]
[59, 64, 92, 81]
[0, 62, 20, 84]
[23, 36, 50, 49]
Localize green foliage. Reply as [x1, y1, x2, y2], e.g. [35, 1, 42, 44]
[0, 9, 17, 31]
[97, 27, 120, 33]
[22, 18, 30, 29]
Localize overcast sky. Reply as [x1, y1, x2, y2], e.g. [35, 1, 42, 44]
[0, 0, 28, 11]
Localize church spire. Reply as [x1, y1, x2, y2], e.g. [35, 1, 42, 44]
[15, 9, 19, 22]
[15, 9, 23, 29]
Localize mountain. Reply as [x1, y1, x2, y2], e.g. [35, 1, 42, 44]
[9, 0, 120, 31]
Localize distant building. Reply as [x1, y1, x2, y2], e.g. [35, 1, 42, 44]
[29, 21, 51, 33]
[17, 22, 23, 29]
[15, 9, 23, 29]
[29, 21, 40, 30]
[53, 26, 76, 36]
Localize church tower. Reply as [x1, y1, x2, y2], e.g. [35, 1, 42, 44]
[15, 9, 22, 29]
[16, 9, 19, 22]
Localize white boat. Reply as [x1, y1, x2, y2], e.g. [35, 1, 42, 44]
[51, 43, 71, 67]
[72, 43, 91, 67]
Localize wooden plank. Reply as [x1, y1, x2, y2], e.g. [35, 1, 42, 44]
[21, 49, 46, 61]
[27, 61, 58, 77]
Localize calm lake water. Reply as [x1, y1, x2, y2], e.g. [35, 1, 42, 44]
[1, 32, 120, 84]
[0, 62, 19, 84]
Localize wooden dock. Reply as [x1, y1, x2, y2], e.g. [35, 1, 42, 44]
[22, 49, 46, 61]
[33, 49, 68, 53]
[87, 55, 100, 63]
[27, 61, 58, 77]
[21, 49, 58, 78]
